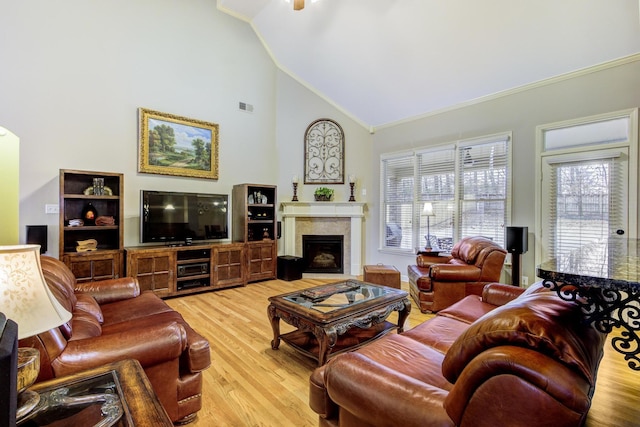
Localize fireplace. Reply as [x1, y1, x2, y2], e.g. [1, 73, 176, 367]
[303, 235, 344, 274]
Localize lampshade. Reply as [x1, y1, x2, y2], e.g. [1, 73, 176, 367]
[0, 245, 71, 339]
[422, 202, 435, 216]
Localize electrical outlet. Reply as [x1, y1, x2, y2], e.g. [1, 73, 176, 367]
[361, 188, 366, 196]
[521, 276, 529, 287]
[45, 204, 59, 214]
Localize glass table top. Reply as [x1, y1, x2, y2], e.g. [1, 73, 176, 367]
[283, 279, 397, 313]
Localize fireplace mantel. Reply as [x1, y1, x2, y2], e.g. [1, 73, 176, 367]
[280, 202, 366, 275]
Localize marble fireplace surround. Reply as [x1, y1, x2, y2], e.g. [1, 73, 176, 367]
[280, 202, 366, 275]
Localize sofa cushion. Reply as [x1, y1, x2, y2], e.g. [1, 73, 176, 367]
[402, 315, 470, 354]
[437, 295, 493, 324]
[442, 292, 605, 384]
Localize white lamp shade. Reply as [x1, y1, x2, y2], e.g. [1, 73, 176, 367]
[0, 245, 72, 339]
[422, 202, 434, 216]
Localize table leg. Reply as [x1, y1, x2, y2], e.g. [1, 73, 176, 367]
[397, 298, 412, 333]
[316, 326, 338, 366]
[267, 304, 281, 350]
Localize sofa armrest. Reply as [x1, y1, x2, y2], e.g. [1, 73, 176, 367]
[444, 346, 594, 426]
[52, 321, 187, 377]
[323, 353, 455, 427]
[75, 277, 141, 304]
[417, 254, 452, 268]
[481, 283, 524, 306]
[430, 264, 481, 281]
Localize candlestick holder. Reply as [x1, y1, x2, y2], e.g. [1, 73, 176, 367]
[292, 182, 299, 202]
[348, 182, 356, 202]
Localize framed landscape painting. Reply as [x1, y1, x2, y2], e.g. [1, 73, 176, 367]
[138, 108, 219, 179]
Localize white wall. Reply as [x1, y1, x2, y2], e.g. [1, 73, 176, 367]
[1, 0, 279, 256]
[367, 57, 640, 282]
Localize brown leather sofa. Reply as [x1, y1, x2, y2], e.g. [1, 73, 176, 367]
[19, 255, 211, 424]
[408, 236, 507, 312]
[309, 282, 607, 427]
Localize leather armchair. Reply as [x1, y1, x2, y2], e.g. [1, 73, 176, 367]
[19, 256, 211, 424]
[408, 236, 507, 312]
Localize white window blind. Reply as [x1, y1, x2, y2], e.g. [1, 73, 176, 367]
[380, 133, 511, 252]
[544, 153, 626, 259]
[457, 137, 510, 247]
[417, 147, 456, 251]
[381, 155, 414, 250]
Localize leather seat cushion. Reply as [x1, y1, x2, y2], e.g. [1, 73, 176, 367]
[350, 333, 453, 391]
[402, 316, 470, 354]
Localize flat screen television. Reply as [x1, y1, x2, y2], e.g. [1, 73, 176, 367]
[141, 190, 229, 244]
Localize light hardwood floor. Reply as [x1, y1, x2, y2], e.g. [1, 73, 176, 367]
[165, 278, 640, 427]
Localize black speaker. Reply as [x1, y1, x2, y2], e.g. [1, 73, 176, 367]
[506, 226, 528, 254]
[26, 225, 48, 254]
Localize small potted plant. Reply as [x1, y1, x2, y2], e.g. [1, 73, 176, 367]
[314, 187, 334, 201]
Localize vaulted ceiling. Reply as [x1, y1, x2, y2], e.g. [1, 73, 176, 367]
[218, 0, 640, 128]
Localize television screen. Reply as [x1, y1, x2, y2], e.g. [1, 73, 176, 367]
[141, 190, 229, 243]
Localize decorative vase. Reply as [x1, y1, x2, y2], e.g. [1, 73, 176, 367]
[81, 202, 98, 225]
[314, 194, 332, 202]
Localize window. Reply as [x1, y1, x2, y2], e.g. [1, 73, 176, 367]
[537, 109, 637, 261]
[381, 133, 511, 252]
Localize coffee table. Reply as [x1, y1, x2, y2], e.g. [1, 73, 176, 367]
[268, 279, 411, 365]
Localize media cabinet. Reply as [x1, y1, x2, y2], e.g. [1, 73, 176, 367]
[125, 242, 245, 298]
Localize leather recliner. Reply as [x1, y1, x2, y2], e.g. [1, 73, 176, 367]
[19, 255, 211, 424]
[408, 236, 507, 312]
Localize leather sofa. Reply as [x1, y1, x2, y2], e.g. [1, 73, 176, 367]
[408, 236, 507, 312]
[19, 255, 211, 424]
[309, 282, 607, 427]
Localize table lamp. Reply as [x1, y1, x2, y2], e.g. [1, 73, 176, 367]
[423, 202, 436, 250]
[0, 245, 72, 420]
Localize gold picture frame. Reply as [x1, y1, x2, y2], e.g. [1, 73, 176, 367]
[138, 108, 219, 179]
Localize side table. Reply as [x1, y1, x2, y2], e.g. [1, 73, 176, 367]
[23, 359, 172, 426]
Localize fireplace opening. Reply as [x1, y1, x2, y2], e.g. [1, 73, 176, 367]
[303, 235, 344, 274]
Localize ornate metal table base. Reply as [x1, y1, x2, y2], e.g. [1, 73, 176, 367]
[542, 278, 640, 370]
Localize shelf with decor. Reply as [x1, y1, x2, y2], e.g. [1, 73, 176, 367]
[59, 169, 124, 282]
[232, 183, 277, 282]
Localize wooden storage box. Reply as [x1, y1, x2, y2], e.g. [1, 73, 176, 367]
[363, 264, 401, 289]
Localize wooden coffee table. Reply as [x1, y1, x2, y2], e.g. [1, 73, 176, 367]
[268, 279, 411, 365]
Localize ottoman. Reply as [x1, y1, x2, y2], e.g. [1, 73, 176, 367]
[363, 264, 401, 289]
[277, 256, 305, 281]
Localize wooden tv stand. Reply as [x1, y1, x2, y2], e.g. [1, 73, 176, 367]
[125, 242, 245, 298]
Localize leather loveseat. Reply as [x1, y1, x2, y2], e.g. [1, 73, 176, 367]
[309, 282, 607, 427]
[19, 255, 211, 424]
[408, 236, 507, 312]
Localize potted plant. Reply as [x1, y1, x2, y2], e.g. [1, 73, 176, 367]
[314, 187, 334, 201]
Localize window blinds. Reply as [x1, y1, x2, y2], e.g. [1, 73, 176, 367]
[381, 155, 415, 250]
[457, 137, 510, 246]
